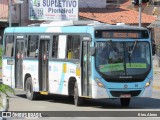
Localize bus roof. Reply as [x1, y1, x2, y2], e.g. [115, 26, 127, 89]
[4, 21, 148, 34]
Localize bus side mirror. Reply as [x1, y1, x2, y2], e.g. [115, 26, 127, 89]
[90, 47, 96, 56]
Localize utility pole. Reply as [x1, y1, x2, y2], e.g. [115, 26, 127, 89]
[9, 0, 12, 27]
[132, 0, 149, 27]
[139, 0, 142, 27]
[19, 4, 21, 26]
[14, 0, 24, 26]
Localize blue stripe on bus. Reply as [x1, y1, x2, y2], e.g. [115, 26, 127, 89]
[5, 66, 12, 69]
[61, 26, 90, 33]
[4, 26, 91, 34]
[5, 27, 47, 33]
[58, 72, 65, 93]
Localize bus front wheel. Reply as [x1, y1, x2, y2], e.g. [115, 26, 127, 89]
[74, 81, 83, 106]
[120, 98, 130, 107]
[25, 77, 38, 100]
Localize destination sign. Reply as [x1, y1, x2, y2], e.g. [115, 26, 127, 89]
[95, 30, 149, 39]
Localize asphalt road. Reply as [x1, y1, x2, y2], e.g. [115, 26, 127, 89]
[0, 89, 159, 120]
[7, 89, 160, 111]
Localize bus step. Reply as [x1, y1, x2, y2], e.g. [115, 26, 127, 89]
[40, 91, 48, 95]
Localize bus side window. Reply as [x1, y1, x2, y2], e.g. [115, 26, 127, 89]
[73, 36, 80, 59]
[24, 39, 28, 57]
[67, 36, 73, 59]
[27, 35, 39, 58]
[67, 35, 80, 59]
[52, 36, 58, 58]
[4, 35, 14, 57]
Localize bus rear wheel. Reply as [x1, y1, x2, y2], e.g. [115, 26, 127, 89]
[120, 98, 130, 107]
[74, 81, 83, 106]
[25, 77, 38, 100]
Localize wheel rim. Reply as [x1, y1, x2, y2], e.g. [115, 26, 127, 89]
[26, 83, 32, 98]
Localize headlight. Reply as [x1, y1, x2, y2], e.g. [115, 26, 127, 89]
[145, 77, 153, 87]
[95, 78, 105, 88]
[145, 81, 151, 87]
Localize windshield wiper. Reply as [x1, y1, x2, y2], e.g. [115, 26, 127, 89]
[128, 40, 138, 66]
[129, 40, 138, 58]
[108, 40, 122, 58]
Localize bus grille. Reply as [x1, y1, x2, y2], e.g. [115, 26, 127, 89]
[110, 90, 141, 97]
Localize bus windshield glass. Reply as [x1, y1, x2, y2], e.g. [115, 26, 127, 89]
[95, 41, 151, 78]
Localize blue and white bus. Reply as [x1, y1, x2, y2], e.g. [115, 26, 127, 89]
[2, 21, 153, 106]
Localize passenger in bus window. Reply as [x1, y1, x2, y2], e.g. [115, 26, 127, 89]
[99, 45, 111, 64]
[67, 36, 73, 59]
[109, 50, 118, 62]
[128, 45, 141, 58]
[68, 49, 73, 59]
[74, 46, 80, 59]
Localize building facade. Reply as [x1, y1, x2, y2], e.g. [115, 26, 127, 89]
[0, 0, 20, 43]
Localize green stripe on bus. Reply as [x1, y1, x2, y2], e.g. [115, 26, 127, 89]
[126, 63, 147, 68]
[99, 63, 147, 72]
[99, 63, 124, 72]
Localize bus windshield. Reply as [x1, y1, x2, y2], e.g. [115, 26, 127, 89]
[95, 41, 151, 80]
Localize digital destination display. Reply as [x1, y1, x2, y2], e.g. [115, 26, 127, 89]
[102, 32, 139, 38]
[95, 30, 149, 39]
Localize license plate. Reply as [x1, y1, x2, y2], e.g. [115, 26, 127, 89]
[120, 94, 131, 98]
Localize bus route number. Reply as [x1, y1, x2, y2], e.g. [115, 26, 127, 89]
[40, 35, 50, 39]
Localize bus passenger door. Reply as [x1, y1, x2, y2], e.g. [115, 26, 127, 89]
[39, 39, 50, 91]
[2, 35, 14, 88]
[82, 41, 92, 97]
[15, 38, 25, 89]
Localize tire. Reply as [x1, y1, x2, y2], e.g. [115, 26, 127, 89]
[74, 81, 83, 106]
[120, 98, 130, 107]
[68, 95, 74, 101]
[25, 77, 38, 100]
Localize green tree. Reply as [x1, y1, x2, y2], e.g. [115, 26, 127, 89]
[0, 44, 14, 111]
[0, 84, 15, 111]
[0, 47, 2, 67]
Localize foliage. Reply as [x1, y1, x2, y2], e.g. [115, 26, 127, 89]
[0, 46, 14, 109]
[0, 47, 2, 67]
[0, 84, 15, 109]
[0, 84, 15, 97]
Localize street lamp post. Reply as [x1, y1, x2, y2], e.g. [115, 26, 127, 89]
[139, 0, 142, 27]
[9, 0, 24, 27]
[16, 0, 24, 26]
[19, 4, 21, 26]
[9, 0, 12, 27]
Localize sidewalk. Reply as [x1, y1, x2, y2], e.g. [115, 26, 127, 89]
[153, 67, 160, 90]
[152, 55, 160, 89]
